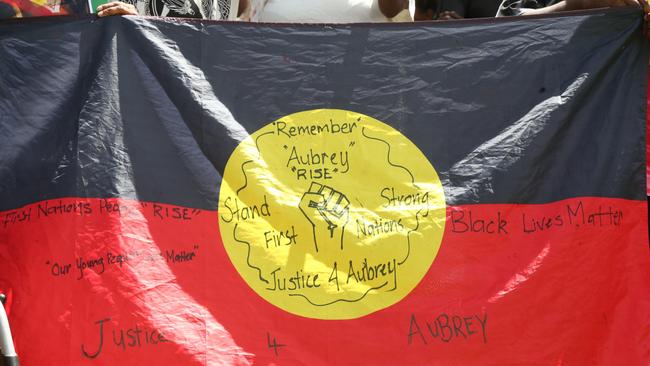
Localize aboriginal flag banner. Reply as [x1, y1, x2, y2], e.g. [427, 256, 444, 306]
[1, 8, 649, 366]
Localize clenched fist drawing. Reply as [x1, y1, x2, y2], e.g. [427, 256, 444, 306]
[299, 182, 350, 252]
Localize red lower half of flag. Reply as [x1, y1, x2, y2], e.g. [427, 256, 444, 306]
[0, 197, 648, 365]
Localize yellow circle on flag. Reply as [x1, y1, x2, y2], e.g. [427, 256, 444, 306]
[218, 109, 446, 320]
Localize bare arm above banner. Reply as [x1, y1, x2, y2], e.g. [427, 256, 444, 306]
[96, 1, 138, 16]
[414, 0, 466, 21]
[237, 0, 250, 20]
[378, 0, 409, 18]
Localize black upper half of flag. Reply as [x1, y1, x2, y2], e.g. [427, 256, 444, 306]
[0, 9, 647, 211]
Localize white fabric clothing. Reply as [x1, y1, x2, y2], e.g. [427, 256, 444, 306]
[258, 0, 393, 23]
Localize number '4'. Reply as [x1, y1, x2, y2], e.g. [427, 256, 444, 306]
[267, 332, 286, 356]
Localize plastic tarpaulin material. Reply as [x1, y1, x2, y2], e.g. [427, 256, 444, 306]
[1, 9, 649, 365]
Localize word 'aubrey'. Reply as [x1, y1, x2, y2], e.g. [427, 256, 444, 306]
[408, 312, 488, 345]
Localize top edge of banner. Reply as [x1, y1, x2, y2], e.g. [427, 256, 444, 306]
[0, 6, 643, 28]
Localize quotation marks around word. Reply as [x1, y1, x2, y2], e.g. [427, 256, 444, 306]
[152, 203, 202, 221]
[266, 332, 286, 356]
